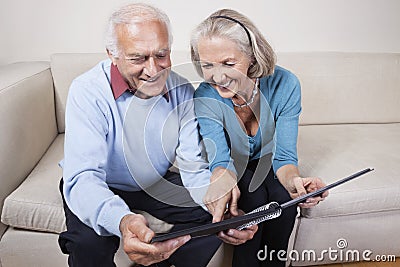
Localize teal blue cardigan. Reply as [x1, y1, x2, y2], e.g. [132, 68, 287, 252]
[194, 65, 301, 175]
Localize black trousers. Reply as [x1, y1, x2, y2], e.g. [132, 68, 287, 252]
[233, 161, 298, 267]
[58, 171, 222, 267]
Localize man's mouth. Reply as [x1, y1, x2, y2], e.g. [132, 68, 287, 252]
[143, 76, 160, 83]
[142, 70, 170, 83]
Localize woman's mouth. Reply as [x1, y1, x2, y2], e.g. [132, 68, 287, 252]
[216, 80, 233, 91]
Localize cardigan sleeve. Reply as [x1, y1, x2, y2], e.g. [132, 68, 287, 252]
[271, 71, 302, 172]
[193, 83, 237, 174]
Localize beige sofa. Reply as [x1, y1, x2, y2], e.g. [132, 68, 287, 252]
[1, 52, 399, 267]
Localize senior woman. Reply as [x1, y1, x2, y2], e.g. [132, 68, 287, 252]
[191, 9, 328, 267]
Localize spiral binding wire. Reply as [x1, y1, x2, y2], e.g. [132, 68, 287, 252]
[236, 201, 282, 230]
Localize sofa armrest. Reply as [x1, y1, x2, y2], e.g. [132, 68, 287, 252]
[0, 62, 58, 239]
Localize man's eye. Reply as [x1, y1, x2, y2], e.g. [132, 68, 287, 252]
[156, 53, 167, 59]
[128, 57, 146, 64]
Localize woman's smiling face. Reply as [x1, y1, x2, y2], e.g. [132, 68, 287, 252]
[197, 36, 254, 100]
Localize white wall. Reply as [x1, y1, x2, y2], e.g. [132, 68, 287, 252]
[0, 0, 399, 65]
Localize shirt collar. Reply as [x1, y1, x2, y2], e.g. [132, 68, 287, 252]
[110, 63, 169, 101]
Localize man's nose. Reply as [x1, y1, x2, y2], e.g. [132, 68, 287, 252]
[143, 56, 159, 77]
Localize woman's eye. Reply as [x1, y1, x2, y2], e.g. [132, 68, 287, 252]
[224, 62, 235, 67]
[201, 64, 213, 69]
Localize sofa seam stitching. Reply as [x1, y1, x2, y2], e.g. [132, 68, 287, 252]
[4, 198, 62, 208]
[302, 207, 400, 219]
[0, 67, 51, 93]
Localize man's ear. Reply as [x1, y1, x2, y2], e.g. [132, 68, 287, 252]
[106, 49, 118, 65]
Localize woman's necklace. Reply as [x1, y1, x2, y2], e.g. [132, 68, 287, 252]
[231, 78, 259, 108]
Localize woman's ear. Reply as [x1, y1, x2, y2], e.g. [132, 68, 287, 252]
[247, 59, 257, 77]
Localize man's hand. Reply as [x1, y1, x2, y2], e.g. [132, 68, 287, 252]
[203, 167, 240, 223]
[216, 210, 258, 245]
[119, 214, 190, 266]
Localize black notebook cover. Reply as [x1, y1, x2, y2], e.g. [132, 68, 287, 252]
[151, 168, 373, 243]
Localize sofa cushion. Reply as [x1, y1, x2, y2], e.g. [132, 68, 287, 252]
[292, 210, 400, 266]
[51, 53, 108, 133]
[297, 123, 400, 218]
[277, 52, 400, 125]
[1, 134, 65, 233]
[0, 62, 58, 237]
[1, 134, 173, 234]
[51, 52, 400, 132]
[0, 228, 68, 267]
[0, 228, 230, 267]
[50, 51, 198, 134]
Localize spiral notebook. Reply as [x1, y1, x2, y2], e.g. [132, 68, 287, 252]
[151, 168, 374, 243]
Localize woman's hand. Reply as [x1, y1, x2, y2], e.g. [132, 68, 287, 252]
[287, 176, 329, 208]
[276, 164, 329, 208]
[203, 168, 257, 245]
[217, 210, 258, 245]
[203, 167, 241, 223]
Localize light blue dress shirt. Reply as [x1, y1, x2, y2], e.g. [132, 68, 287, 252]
[60, 60, 211, 237]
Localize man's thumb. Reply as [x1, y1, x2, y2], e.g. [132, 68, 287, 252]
[131, 221, 154, 243]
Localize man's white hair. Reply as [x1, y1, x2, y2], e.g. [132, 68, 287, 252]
[105, 3, 173, 57]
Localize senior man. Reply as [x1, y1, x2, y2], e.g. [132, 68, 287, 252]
[57, 3, 258, 267]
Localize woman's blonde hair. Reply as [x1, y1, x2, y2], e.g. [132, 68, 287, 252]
[190, 9, 276, 78]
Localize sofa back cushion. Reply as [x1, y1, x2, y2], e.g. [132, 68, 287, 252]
[51, 52, 400, 133]
[50, 51, 196, 133]
[51, 53, 108, 133]
[277, 52, 400, 125]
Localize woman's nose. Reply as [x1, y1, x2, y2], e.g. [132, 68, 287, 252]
[211, 66, 227, 84]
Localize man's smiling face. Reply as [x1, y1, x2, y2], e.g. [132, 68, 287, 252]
[109, 20, 171, 99]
